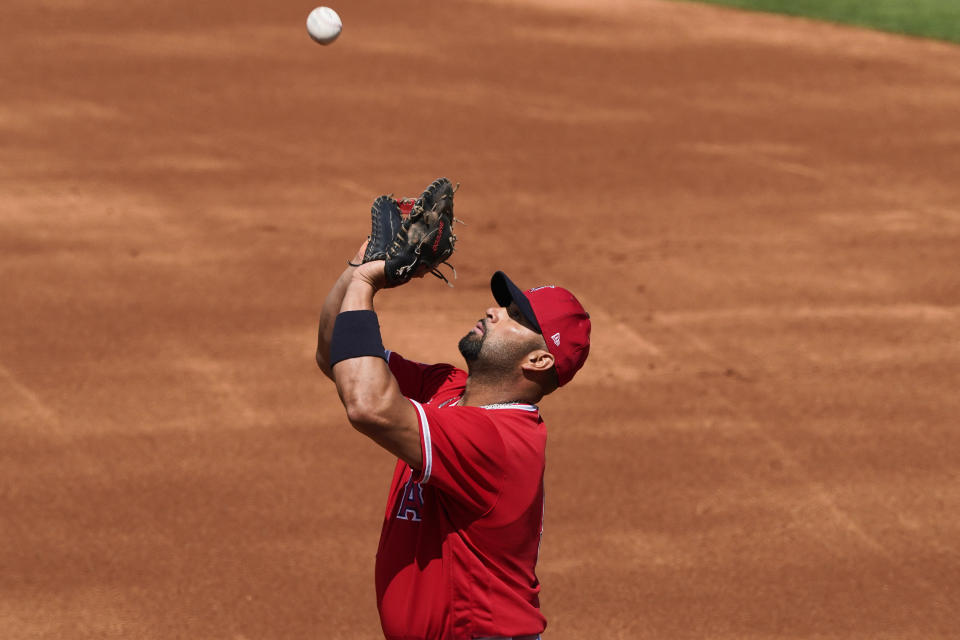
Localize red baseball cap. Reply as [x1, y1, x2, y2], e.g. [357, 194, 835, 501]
[491, 271, 591, 386]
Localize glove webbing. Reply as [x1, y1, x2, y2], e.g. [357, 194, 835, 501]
[392, 220, 463, 287]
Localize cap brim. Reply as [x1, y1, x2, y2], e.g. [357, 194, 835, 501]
[490, 271, 542, 334]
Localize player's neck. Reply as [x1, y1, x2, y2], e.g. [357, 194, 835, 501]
[460, 376, 538, 407]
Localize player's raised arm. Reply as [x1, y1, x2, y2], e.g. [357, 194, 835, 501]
[331, 261, 423, 468]
[321, 177, 460, 467]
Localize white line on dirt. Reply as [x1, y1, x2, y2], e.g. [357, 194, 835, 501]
[0, 361, 59, 427]
[660, 320, 954, 591]
[583, 302, 662, 356]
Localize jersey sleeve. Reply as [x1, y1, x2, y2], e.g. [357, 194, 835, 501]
[386, 351, 460, 403]
[407, 400, 505, 516]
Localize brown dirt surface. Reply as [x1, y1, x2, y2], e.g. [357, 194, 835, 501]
[2, 0, 959, 638]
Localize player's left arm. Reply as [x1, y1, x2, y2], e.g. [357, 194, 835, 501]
[331, 261, 423, 469]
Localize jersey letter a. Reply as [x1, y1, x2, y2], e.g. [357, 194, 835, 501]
[396, 476, 425, 522]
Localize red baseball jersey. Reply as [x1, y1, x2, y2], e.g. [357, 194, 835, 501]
[375, 351, 548, 640]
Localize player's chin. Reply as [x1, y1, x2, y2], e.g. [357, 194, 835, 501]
[457, 332, 483, 361]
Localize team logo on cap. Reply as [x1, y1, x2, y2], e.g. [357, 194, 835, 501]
[529, 285, 556, 292]
[551, 332, 561, 346]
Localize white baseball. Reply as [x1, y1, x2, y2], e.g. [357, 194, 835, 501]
[306, 6, 342, 45]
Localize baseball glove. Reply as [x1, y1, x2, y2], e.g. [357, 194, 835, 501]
[355, 177, 460, 287]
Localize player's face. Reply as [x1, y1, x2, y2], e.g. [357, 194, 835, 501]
[458, 302, 540, 369]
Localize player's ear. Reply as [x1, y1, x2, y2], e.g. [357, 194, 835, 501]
[521, 349, 554, 373]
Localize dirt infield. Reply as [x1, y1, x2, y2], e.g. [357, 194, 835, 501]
[2, 0, 959, 638]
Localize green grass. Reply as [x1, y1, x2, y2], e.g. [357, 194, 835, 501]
[676, 0, 960, 44]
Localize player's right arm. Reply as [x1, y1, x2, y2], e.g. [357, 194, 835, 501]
[316, 241, 367, 380]
[331, 263, 424, 469]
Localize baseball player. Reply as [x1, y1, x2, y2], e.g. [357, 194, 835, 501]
[315, 179, 591, 639]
